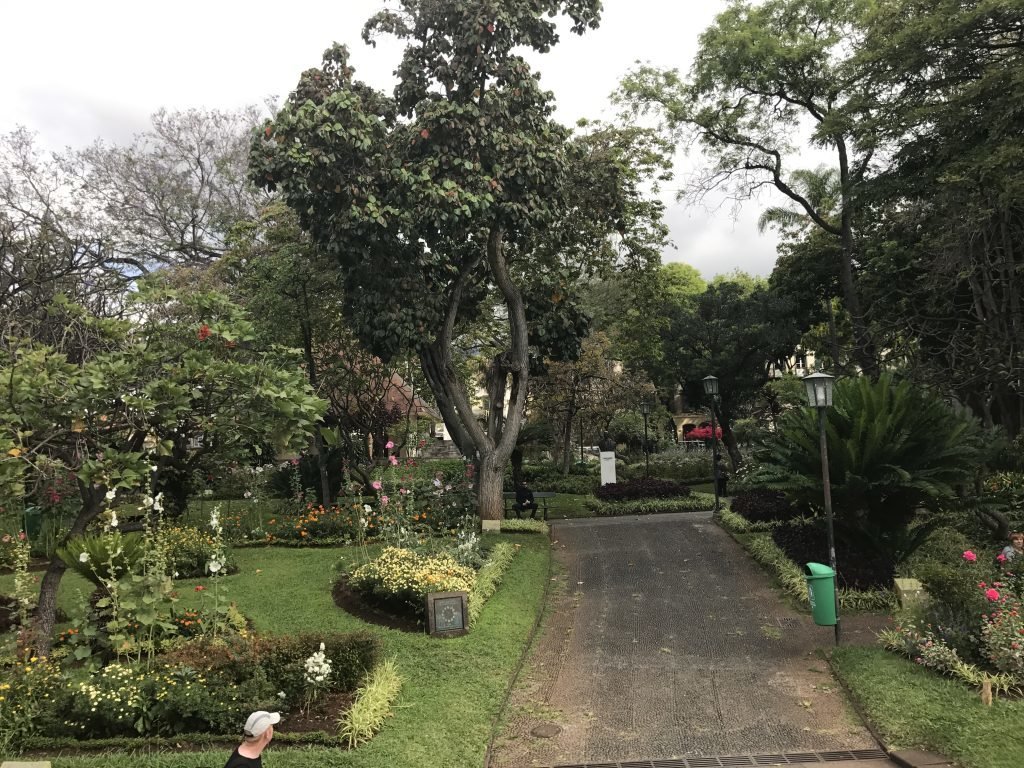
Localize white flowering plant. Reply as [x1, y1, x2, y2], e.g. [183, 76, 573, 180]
[302, 641, 334, 711]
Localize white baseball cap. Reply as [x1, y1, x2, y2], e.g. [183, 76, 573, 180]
[243, 711, 281, 738]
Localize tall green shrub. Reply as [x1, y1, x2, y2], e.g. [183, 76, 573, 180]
[749, 374, 983, 547]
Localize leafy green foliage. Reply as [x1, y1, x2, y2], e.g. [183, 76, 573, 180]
[750, 375, 985, 537]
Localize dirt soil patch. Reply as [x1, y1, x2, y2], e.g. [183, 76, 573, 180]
[332, 575, 424, 633]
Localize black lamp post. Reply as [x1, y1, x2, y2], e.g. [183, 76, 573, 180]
[640, 401, 651, 476]
[702, 375, 720, 513]
[803, 371, 839, 646]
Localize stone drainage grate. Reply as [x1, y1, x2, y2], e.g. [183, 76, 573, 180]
[548, 749, 890, 768]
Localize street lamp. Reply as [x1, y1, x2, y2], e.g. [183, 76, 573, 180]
[640, 401, 651, 476]
[702, 375, 721, 513]
[803, 371, 839, 646]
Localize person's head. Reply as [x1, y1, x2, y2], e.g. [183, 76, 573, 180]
[242, 711, 280, 751]
[1010, 532, 1024, 550]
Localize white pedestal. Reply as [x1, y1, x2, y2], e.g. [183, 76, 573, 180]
[599, 451, 617, 486]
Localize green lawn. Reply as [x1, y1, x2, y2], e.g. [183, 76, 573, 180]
[831, 646, 1024, 768]
[1, 533, 551, 767]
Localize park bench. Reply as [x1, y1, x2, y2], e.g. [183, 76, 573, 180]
[502, 491, 556, 520]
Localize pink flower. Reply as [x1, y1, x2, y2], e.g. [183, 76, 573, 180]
[985, 588, 1001, 602]
[385, 440, 394, 450]
[997, 554, 1007, 563]
[389, 455, 399, 466]
[962, 550, 977, 562]
[371, 481, 382, 490]
[399, 487, 409, 495]
[380, 495, 389, 506]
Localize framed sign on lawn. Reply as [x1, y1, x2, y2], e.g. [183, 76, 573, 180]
[426, 591, 469, 637]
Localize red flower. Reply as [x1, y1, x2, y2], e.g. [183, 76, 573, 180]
[985, 588, 1001, 601]
[197, 324, 211, 341]
[962, 550, 977, 562]
[194, 585, 206, 592]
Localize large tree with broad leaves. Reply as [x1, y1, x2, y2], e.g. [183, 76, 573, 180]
[251, 0, 666, 520]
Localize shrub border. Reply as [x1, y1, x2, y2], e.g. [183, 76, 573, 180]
[587, 492, 718, 516]
[716, 511, 897, 612]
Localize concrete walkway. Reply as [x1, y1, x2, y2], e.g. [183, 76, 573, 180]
[490, 512, 894, 768]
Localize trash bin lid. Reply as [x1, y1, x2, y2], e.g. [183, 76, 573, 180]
[806, 562, 834, 577]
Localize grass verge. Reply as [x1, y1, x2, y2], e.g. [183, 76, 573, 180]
[831, 646, 1024, 768]
[2, 532, 551, 768]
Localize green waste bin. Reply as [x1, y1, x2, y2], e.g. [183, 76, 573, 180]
[805, 562, 837, 626]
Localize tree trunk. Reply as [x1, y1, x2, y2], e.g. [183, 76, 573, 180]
[716, 402, 744, 470]
[33, 482, 104, 656]
[299, 315, 332, 506]
[477, 452, 506, 521]
[836, 138, 878, 377]
[559, 414, 575, 475]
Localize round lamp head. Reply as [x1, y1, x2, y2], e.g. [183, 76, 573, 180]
[702, 375, 719, 396]
[802, 372, 835, 408]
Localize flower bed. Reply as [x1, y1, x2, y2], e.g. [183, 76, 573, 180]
[339, 540, 521, 628]
[588, 492, 717, 516]
[881, 550, 1024, 693]
[0, 631, 380, 752]
[348, 547, 476, 617]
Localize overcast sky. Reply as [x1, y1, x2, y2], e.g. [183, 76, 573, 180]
[1, 0, 784, 278]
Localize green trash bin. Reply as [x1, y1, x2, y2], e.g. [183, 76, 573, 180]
[805, 562, 837, 626]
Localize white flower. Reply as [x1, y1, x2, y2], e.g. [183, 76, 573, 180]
[203, 489, 213, 497]
[142, 496, 154, 508]
[173, 571, 179, 578]
[208, 559, 223, 574]
[79, 552, 90, 563]
[243, 490, 252, 499]
[363, 504, 372, 514]
[277, 691, 286, 699]
[153, 493, 164, 512]
[433, 478, 442, 487]
[104, 489, 117, 502]
[109, 512, 119, 529]
[149, 465, 158, 473]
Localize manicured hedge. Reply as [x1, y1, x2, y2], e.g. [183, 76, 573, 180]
[595, 477, 692, 502]
[588, 493, 717, 516]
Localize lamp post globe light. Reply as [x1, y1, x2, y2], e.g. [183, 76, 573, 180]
[803, 371, 839, 646]
[702, 376, 721, 513]
[640, 401, 651, 476]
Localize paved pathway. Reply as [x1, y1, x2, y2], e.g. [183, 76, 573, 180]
[490, 512, 893, 768]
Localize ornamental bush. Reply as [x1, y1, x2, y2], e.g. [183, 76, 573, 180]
[595, 477, 692, 502]
[748, 374, 985, 541]
[348, 547, 475, 616]
[158, 525, 233, 579]
[883, 550, 1024, 690]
